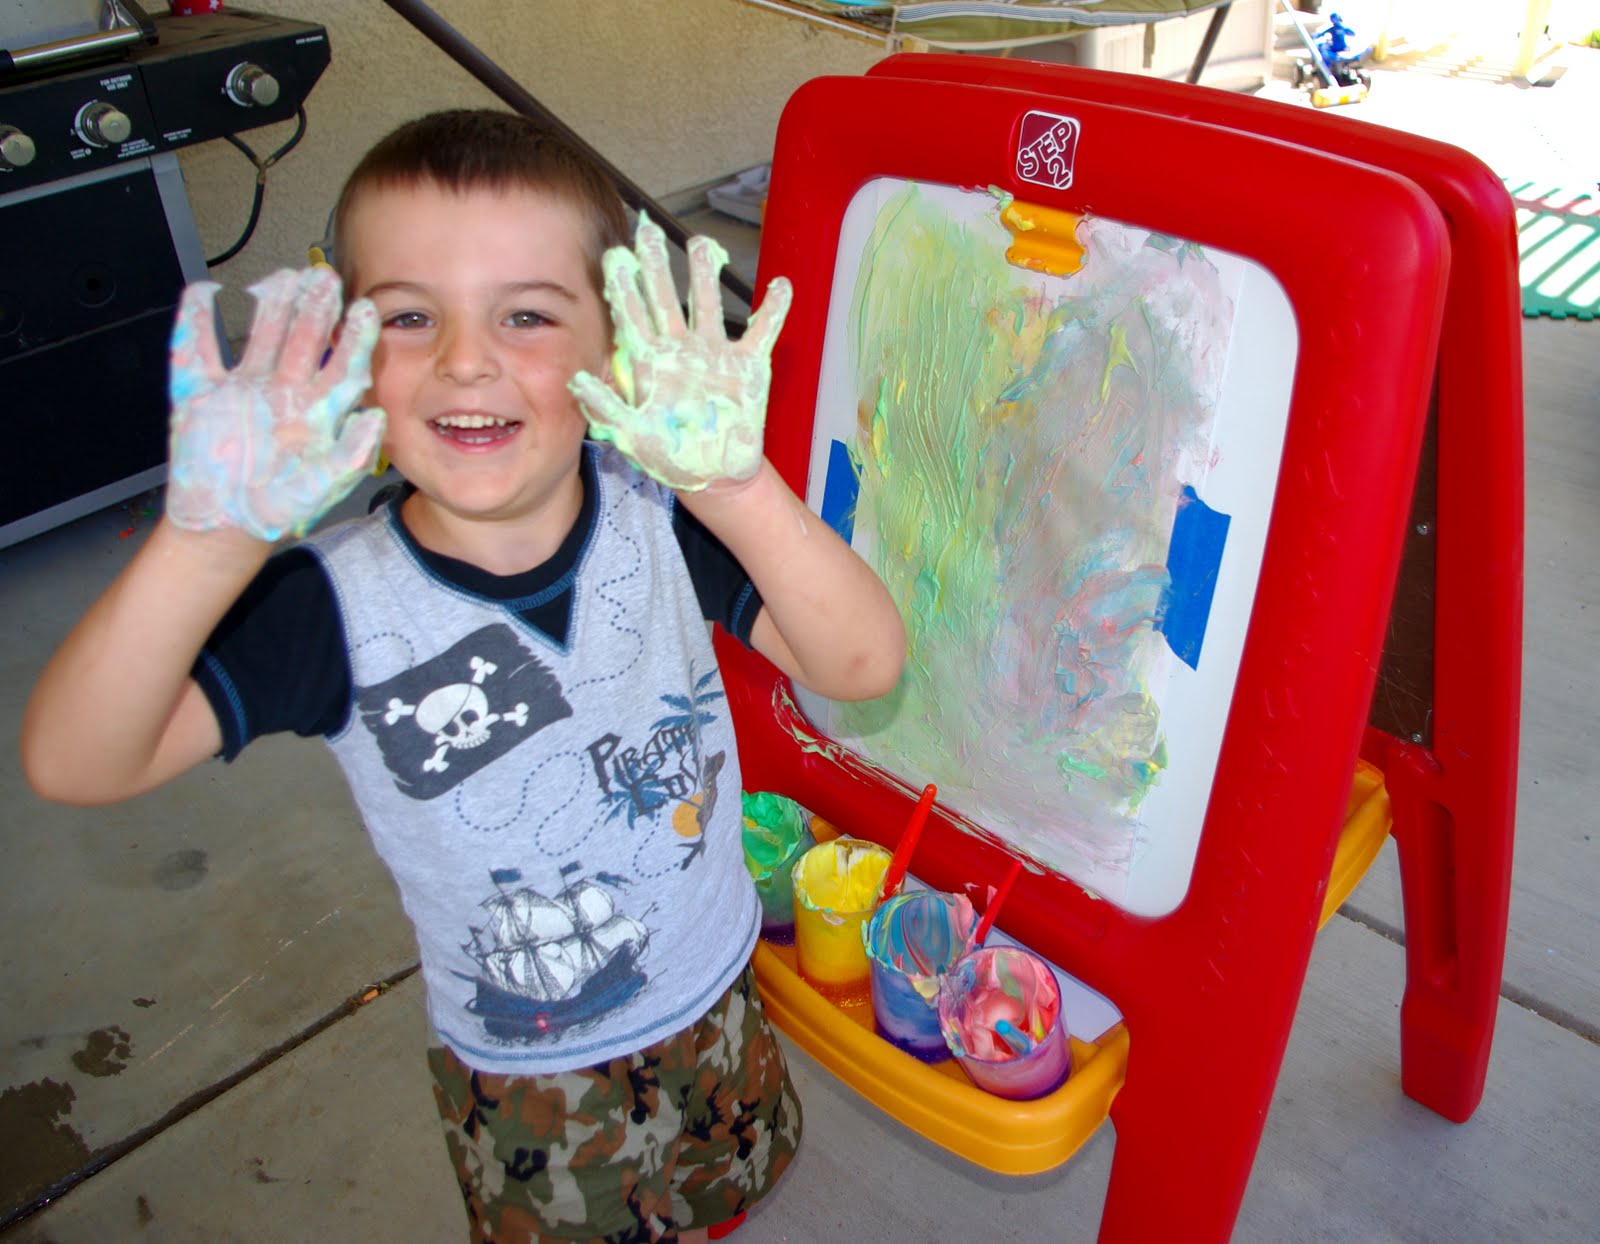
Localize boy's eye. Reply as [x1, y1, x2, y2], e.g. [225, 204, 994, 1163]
[382, 310, 432, 330]
[506, 310, 552, 329]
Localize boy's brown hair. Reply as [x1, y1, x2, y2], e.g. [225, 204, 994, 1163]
[332, 109, 630, 293]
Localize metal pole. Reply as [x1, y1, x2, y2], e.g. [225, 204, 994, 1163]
[1277, 0, 1337, 88]
[1186, 2, 1232, 85]
[379, 0, 756, 309]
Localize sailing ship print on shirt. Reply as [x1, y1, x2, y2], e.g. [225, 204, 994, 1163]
[452, 668, 730, 1043]
[460, 864, 650, 1043]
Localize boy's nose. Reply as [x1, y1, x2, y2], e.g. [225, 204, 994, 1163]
[434, 322, 500, 384]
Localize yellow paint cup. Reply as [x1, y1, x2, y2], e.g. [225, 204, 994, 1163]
[791, 837, 892, 1003]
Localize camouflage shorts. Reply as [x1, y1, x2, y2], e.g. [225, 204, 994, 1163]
[427, 963, 802, 1243]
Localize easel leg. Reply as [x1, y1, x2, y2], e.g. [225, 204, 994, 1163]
[1385, 740, 1512, 1122]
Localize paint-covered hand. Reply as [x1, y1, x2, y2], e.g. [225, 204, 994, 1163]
[165, 267, 387, 543]
[570, 213, 792, 492]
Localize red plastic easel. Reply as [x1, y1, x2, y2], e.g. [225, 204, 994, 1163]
[872, 53, 1524, 1132]
[715, 62, 1517, 1244]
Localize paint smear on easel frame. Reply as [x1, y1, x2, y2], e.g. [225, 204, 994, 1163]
[797, 179, 1297, 916]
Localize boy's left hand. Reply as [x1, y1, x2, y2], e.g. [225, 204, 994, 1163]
[570, 214, 791, 493]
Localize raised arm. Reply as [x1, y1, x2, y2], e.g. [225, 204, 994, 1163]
[569, 217, 904, 700]
[21, 268, 384, 803]
[679, 462, 905, 701]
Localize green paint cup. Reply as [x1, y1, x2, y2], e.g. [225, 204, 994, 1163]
[741, 791, 815, 945]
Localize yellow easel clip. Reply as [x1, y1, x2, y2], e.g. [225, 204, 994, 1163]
[1000, 199, 1086, 277]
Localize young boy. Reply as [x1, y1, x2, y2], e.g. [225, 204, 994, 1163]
[21, 109, 905, 1243]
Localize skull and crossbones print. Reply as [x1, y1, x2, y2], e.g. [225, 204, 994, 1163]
[383, 655, 531, 773]
[355, 624, 572, 801]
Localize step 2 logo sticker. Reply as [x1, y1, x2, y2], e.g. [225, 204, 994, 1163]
[1016, 110, 1081, 191]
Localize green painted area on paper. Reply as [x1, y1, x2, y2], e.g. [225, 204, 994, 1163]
[830, 183, 1233, 876]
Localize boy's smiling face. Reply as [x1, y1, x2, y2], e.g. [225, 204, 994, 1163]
[343, 179, 611, 558]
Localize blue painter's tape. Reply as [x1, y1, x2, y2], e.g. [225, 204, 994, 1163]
[1157, 485, 1230, 670]
[819, 439, 859, 546]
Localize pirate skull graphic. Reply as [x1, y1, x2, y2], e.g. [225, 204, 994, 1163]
[383, 655, 529, 773]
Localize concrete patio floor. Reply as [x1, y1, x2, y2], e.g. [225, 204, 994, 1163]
[2, 12, 1596, 1242]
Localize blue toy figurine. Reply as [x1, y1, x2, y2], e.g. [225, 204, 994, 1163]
[1285, 3, 1373, 97]
[1314, 12, 1371, 87]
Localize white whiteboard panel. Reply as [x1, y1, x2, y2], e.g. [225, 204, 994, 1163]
[795, 177, 1298, 916]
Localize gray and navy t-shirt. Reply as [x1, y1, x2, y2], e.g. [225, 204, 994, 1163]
[193, 442, 762, 1075]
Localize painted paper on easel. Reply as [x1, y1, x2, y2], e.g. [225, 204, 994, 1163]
[797, 179, 1296, 912]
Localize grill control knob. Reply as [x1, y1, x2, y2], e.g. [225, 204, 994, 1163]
[75, 101, 132, 148]
[226, 63, 281, 108]
[0, 125, 37, 169]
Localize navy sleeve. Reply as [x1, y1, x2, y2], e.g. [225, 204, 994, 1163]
[671, 501, 764, 646]
[190, 547, 352, 760]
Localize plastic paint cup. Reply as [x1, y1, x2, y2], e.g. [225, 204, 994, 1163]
[864, 889, 976, 1062]
[791, 837, 892, 1003]
[741, 791, 816, 945]
[938, 946, 1071, 1100]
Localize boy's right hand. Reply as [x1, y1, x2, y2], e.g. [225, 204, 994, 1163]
[165, 267, 387, 544]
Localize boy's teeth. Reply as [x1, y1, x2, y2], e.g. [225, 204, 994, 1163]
[435, 414, 510, 428]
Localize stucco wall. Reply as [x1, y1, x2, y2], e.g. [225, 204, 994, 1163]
[180, 1, 883, 334]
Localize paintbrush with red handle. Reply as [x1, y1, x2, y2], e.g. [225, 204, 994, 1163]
[878, 783, 936, 902]
[971, 857, 1024, 945]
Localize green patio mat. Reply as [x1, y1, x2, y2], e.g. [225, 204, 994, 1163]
[1505, 179, 1599, 322]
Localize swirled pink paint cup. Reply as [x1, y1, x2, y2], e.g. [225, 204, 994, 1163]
[938, 946, 1071, 1100]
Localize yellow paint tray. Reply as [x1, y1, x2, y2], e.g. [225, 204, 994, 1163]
[753, 815, 1127, 1176]
[752, 759, 1391, 1175]
[753, 937, 1129, 1176]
